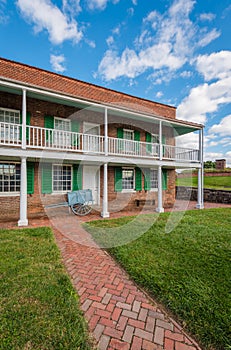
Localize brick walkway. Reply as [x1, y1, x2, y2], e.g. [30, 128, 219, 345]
[51, 215, 202, 350]
[2, 201, 231, 349]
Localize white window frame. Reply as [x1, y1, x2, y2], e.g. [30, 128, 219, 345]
[150, 168, 158, 191]
[0, 107, 21, 142]
[122, 167, 135, 192]
[0, 162, 21, 196]
[53, 117, 71, 147]
[123, 129, 135, 154]
[52, 164, 72, 193]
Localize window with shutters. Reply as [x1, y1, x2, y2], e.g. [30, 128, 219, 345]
[0, 162, 20, 193]
[123, 129, 135, 154]
[0, 108, 20, 142]
[53, 165, 72, 192]
[122, 168, 135, 191]
[150, 169, 158, 189]
[54, 117, 71, 147]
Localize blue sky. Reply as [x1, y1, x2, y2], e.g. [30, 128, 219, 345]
[0, 0, 231, 165]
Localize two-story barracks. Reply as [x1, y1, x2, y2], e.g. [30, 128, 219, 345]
[0, 57, 204, 225]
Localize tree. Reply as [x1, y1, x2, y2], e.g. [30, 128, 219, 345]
[203, 161, 216, 169]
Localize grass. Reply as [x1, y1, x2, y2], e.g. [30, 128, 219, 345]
[176, 175, 231, 190]
[0, 227, 91, 350]
[85, 208, 231, 350]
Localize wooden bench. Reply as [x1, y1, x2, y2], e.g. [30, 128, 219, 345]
[135, 199, 155, 207]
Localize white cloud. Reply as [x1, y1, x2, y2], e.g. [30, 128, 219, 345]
[176, 132, 199, 149]
[197, 28, 220, 47]
[62, 0, 81, 15]
[106, 36, 114, 46]
[177, 76, 231, 124]
[180, 70, 192, 78]
[98, 0, 220, 81]
[177, 51, 231, 124]
[85, 39, 96, 48]
[156, 91, 163, 98]
[86, 0, 119, 10]
[209, 115, 231, 136]
[50, 54, 66, 72]
[199, 13, 216, 21]
[16, 0, 82, 45]
[196, 51, 231, 81]
[204, 152, 224, 161]
[132, 0, 137, 5]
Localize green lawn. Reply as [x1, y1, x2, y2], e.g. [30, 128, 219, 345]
[176, 175, 231, 190]
[85, 209, 231, 350]
[0, 227, 91, 350]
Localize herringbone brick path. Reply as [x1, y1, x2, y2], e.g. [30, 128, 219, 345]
[51, 215, 202, 350]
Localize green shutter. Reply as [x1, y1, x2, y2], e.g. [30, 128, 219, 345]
[71, 120, 79, 146]
[26, 112, 31, 141]
[44, 115, 54, 142]
[134, 130, 140, 153]
[144, 168, 151, 191]
[135, 167, 142, 191]
[115, 167, 122, 192]
[41, 163, 52, 194]
[162, 135, 166, 157]
[72, 164, 82, 191]
[117, 128, 124, 152]
[27, 162, 34, 194]
[162, 169, 167, 190]
[19, 112, 31, 141]
[117, 128, 123, 138]
[146, 132, 152, 153]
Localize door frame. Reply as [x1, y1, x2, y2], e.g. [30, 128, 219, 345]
[82, 165, 100, 205]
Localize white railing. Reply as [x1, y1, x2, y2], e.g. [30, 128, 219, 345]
[0, 123, 200, 163]
[108, 137, 159, 158]
[26, 126, 104, 154]
[0, 122, 21, 146]
[163, 144, 199, 162]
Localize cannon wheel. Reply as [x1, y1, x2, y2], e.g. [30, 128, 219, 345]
[71, 202, 92, 216]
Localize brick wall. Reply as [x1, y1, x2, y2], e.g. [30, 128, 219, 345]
[102, 166, 175, 212]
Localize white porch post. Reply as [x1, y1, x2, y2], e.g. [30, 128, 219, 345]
[18, 157, 28, 226]
[22, 89, 27, 150]
[156, 165, 164, 213]
[196, 128, 204, 209]
[159, 120, 163, 160]
[104, 107, 108, 156]
[101, 162, 110, 218]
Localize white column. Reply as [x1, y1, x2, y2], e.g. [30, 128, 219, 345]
[159, 120, 163, 160]
[104, 107, 108, 156]
[101, 163, 110, 218]
[156, 165, 164, 213]
[196, 128, 204, 209]
[18, 157, 28, 226]
[22, 89, 27, 150]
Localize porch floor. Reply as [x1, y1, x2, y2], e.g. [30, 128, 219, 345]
[1, 201, 231, 349]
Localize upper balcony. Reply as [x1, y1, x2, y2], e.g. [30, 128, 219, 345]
[0, 121, 200, 163]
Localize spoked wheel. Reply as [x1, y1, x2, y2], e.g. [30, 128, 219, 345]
[71, 203, 92, 216]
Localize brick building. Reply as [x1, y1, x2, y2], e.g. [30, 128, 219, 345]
[0, 57, 204, 225]
[215, 159, 226, 170]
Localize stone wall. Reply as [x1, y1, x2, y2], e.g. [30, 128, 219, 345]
[176, 186, 231, 204]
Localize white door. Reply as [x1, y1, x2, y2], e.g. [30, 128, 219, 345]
[83, 165, 100, 205]
[83, 122, 100, 152]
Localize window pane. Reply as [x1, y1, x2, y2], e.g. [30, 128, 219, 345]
[0, 163, 20, 193]
[150, 169, 158, 189]
[122, 169, 134, 190]
[53, 165, 72, 192]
